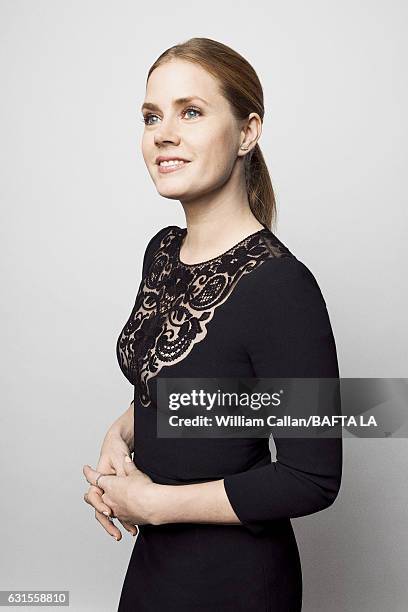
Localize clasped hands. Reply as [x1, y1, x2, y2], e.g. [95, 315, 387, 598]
[83, 456, 158, 541]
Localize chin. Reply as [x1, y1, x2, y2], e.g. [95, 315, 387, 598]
[157, 191, 184, 201]
[155, 178, 194, 197]
[160, 192, 193, 202]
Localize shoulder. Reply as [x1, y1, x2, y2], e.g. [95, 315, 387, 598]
[242, 251, 327, 308]
[245, 228, 325, 299]
[142, 225, 180, 276]
[144, 224, 179, 253]
[238, 250, 339, 374]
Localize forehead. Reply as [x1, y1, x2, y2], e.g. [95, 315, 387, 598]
[144, 59, 224, 105]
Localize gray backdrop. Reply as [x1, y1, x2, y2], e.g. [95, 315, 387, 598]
[1, 1, 407, 610]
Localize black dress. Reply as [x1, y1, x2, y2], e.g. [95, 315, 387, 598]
[116, 223, 342, 611]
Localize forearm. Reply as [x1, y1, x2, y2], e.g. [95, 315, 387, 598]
[150, 479, 242, 526]
[105, 400, 134, 450]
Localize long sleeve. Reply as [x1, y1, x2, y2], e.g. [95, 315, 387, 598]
[223, 256, 342, 533]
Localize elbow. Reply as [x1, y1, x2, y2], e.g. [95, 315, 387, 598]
[292, 471, 342, 518]
[315, 474, 342, 513]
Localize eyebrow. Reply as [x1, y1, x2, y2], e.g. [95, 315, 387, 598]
[140, 96, 209, 112]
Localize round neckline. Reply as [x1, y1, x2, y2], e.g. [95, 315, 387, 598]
[176, 223, 269, 268]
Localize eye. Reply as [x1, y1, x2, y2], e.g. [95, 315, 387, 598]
[141, 114, 159, 126]
[141, 106, 202, 126]
[182, 106, 202, 120]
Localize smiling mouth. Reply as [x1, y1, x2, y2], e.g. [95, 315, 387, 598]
[157, 160, 191, 174]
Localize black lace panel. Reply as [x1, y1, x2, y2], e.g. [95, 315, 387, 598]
[116, 226, 292, 407]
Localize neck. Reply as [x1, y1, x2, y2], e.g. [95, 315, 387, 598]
[179, 199, 264, 265]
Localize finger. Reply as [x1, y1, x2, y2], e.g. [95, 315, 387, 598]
[112, 458, 127, 478]
[95, 460, 116, 476]
[95, 510, 120, 539]
[120, 520, 138, 537]
[95, 509, 122, 540]
[83, 464, 101, 487]
[83, 465, 111, 490]
[83, 487, 113, 517]
[98, 492, 138, 537]
[123, 455, 138, 476]
[111, 457, 138, 478]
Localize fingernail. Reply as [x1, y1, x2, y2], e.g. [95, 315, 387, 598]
[125, 456, 132, 463]
[112, 534, 118, 540]
[102, 511, 110, 516]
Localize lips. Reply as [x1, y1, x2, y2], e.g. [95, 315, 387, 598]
[157, 160, 190, 174]
[156, 156, 190, 164]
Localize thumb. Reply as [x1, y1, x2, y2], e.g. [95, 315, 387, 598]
[123, 455, 138, 475]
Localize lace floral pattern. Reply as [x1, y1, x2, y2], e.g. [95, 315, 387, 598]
[116, 226, 291, 406]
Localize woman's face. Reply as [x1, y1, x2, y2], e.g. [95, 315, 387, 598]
[141, 59, 243, 202]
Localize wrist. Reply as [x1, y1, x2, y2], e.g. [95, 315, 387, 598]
[107, 405, 134, 450]
[146, 484, 169, 526]
[105, 423, 134, 451]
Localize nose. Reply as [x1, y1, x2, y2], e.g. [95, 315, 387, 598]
[154, 117, 181, 147]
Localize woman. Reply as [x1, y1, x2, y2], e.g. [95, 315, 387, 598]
[83, 37, 342, 611]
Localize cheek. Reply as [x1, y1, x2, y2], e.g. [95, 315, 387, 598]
[194, 132, 234, 175]
[141, 134, 150, 162]
[141, 135, 158, 179]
